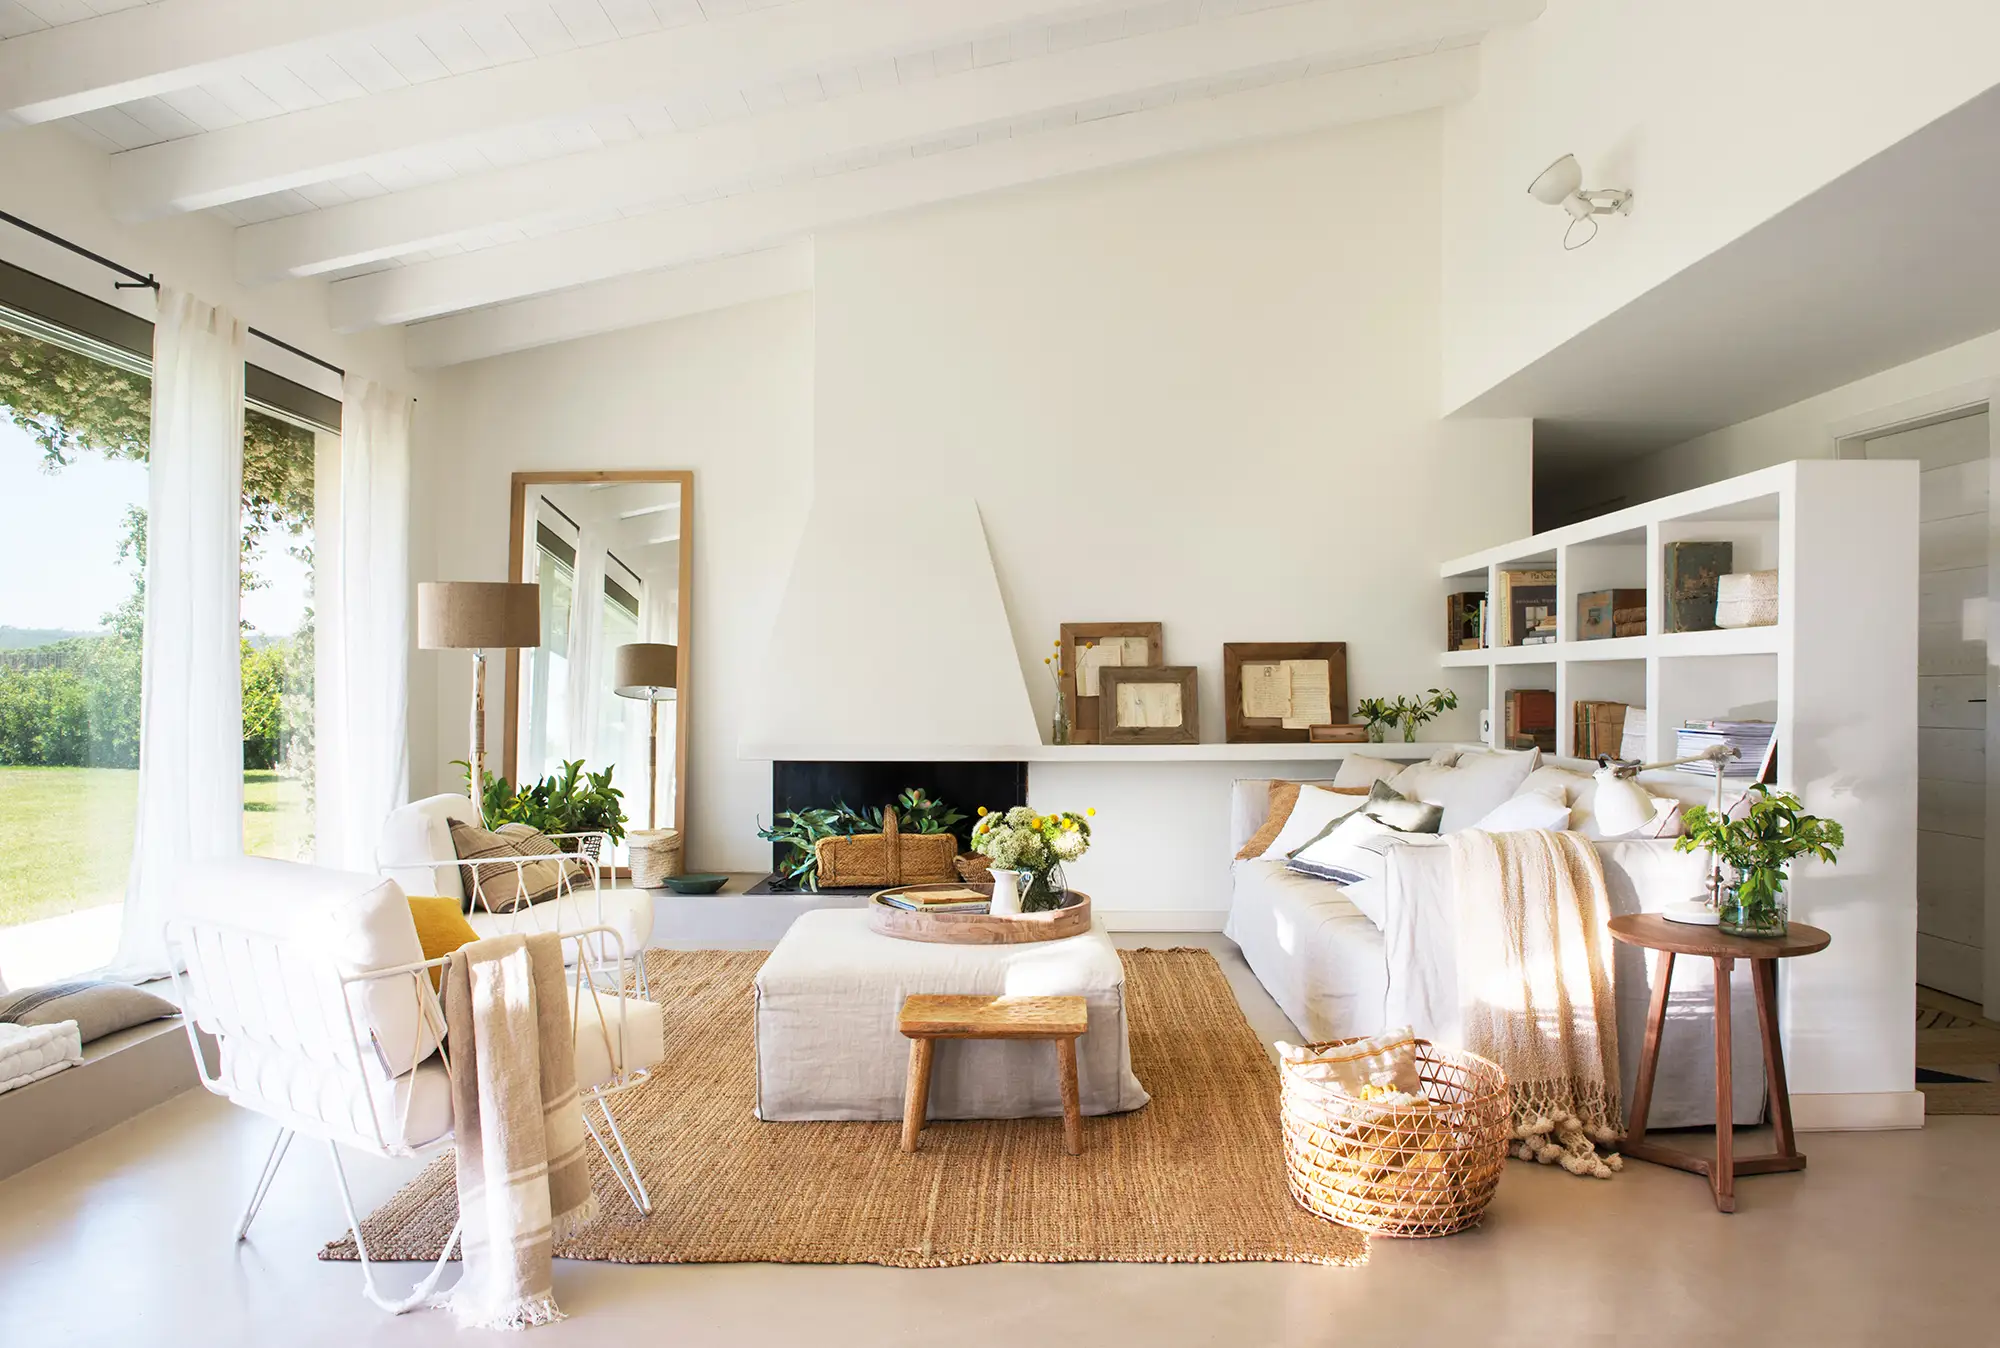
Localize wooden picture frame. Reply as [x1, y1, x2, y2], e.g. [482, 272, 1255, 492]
[1098, 666, 1200, 745]
[1222, 642, 1348, 743]
[1059, 622, 1165, 745]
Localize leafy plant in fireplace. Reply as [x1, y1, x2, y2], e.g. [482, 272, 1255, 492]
[755, 786, 970, 891]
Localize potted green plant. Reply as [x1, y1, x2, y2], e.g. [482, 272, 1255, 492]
[1390, 688, 1459, 742]
[458, 758, 628, 859]
[1675, 785, 1844, 937]
[1354, 697, 1398, 743]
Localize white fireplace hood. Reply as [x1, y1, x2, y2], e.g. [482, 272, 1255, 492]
[739, 492, 1040, 761]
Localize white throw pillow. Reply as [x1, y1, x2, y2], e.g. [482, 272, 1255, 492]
[1285, 810, 1443, 929]
[1260, 784, 1367, 860]
[1469, 788, 1571, 833]
[1390, 747, 1540, 834]
[1519, 766, 1682, 839]
[1331, 755, 1407, 789]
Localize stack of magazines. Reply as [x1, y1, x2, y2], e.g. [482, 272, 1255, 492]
[1676, 720, 1775, 777]
[878, 886, 990, 914]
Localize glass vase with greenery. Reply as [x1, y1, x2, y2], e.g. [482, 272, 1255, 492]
[1675, 785, 1844, 937]
[1354, 697, 1397, 743]
[1391, 688, 1459, 742]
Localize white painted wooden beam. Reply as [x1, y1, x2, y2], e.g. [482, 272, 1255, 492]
[0, 0, 508, 126]
[105, 0, 1096, 219]
[402, 241, 814, 367]
[239, 0, 1539, 282]
[330, 46, 1478, 330]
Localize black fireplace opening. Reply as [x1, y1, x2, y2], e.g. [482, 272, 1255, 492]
[755, 759, 1029, 892]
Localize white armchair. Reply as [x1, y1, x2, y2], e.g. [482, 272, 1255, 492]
[164, 857, 663, 1314]
[377, 793, 656, 997]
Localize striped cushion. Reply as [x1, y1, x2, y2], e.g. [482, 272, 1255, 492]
[447, 820, 575, 914]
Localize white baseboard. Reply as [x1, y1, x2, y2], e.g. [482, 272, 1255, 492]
[1100, 910, 1229, 933]
[1793, 1090, 1926, 1132]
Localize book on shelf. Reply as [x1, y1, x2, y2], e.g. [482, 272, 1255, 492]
[1503, 687, 1557, 753]
[1619, 706, 1648, 761]
[1573, 700, 1629, 759]
[1495, 568, 1557, 647]
[1446, 591, 1486, 652]
[1665, 542, 1733, 633]
[1675, 720, 1776, 779]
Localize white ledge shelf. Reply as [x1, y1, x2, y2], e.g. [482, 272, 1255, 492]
[739, 742, 1443, 764]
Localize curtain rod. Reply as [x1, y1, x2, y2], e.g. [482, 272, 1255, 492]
[0, 207, 347, 379]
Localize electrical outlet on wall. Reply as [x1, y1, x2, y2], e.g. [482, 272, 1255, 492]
[1479, 708, 1493, 743]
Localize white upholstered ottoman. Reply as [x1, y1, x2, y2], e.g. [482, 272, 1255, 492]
[753, 908, 1150, 1122]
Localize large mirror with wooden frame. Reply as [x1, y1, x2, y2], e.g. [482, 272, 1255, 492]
[503, 471, 692, 844]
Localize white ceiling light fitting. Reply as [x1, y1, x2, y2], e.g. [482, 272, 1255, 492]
[1527, 154, 1632, 250]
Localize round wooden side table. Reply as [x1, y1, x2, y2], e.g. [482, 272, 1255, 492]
[1606, 913, 1831, 1213]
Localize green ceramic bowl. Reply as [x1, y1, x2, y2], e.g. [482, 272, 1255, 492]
[663, 872, 729, 895]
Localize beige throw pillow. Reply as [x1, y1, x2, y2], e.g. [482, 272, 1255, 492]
[448, 819, 574, 914]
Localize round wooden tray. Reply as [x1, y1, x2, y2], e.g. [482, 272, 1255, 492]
[868, 885, 1092, 944]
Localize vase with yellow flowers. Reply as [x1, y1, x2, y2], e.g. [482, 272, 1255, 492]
[1044, 639, 1071, 745]
[970, 805, 1093, 914]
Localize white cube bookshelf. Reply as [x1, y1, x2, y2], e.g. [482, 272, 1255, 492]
[1439, 459, 1922, 1126]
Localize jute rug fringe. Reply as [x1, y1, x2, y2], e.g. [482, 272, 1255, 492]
[322, 947, 1367, 1268]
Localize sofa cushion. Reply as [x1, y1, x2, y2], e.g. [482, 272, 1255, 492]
[172, 857, 441, 1079]
[0, 980, 176, 1045]
[1260, 784, 1369, 859]
[571, 992, 665, 1090]
[1470, 787, 1571, 833]
[1331, 755, 1406, 790]
[380, 793, 482, 906]
[1390, 747, 1539, 833]
[1519, 767, 1683, 839]
[465, 886, 655, 963]
[449, 818, 573, 914]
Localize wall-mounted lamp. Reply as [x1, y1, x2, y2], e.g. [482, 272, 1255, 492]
[1528, 154, 1632, 250]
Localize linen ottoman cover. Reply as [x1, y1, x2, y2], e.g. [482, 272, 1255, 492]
[754, 909, 1150, 1121]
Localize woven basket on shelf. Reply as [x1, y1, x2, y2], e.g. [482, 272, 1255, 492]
[814, 807, 958, 889]
[627, 829, 684, 889]
[1279, 1037, 1510, 1238]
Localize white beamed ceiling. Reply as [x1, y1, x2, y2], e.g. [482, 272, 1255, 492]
[2, 0, 1544, 363]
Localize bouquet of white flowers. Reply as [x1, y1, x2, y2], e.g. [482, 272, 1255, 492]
[970, 805, 1093, 911]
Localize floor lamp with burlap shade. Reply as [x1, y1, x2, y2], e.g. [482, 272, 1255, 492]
[614, 642, 681, 886]
[418, 581, 540, 794]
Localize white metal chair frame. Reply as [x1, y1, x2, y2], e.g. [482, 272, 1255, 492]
[164, 918, 655, 1315]
[377, 828, 651, 999]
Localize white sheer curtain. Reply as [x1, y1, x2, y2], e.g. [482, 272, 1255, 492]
[111, 289, 246, 979]
[562, 525, 608, 768]
[316, 376, 412, 873]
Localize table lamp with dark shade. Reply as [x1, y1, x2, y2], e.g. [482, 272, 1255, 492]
[419, 581, 540, 793]
[612, 642, 678, 830]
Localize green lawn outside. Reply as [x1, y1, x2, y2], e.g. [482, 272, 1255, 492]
[0, 767, 310, 927]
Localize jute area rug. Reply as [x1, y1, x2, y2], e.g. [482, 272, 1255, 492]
[1917, 986, 2000, 1116]
[323, 947, 1367, 1267]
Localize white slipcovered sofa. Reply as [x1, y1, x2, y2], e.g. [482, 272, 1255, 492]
[1224, 767, 1766, 1127]
[378, 794, 656, 978]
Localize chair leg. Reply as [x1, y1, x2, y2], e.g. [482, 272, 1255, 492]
[584, 1092, 654, 1216]
[235, 1126, 295, 1241]
[326, 1140, 463, 1314]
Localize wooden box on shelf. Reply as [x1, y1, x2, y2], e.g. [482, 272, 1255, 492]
[1577, 588, 1646, 640]
[1308, 724, 1370, 744]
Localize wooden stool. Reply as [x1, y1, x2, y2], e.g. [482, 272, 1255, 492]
[897, 994, 1088, 1154]
[1607, 914, 1831, 1213]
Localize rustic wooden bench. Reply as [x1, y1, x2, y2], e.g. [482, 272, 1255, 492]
[896, 994, 1088, 1155]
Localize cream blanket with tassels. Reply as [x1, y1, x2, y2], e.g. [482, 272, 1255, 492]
[441, 932, 599, 1329]
[1445, 829, 1625, 1179]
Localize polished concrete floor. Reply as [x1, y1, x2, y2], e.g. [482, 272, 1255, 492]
[2, 935, 1995, 1347]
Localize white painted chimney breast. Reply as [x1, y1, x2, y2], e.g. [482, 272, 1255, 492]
[739, 493, 1040, 759]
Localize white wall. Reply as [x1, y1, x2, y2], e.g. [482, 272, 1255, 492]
[811, 114, 1530, 921]
[1443, 1, 2000, 413]
[414, 294, 815, 871]
[1559, 323, 2000, 514]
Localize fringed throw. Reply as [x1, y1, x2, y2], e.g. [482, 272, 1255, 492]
[1446, 828, 1625, 1179]
[440, 932, 600, 1328]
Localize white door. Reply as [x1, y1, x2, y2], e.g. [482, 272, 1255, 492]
[1863, 411, 1988, 1003]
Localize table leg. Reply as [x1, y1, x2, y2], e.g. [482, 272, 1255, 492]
[1055, 1036, 1082, 1155]
[1712, 955, 1735, 1213]
[901, 1038, 934, 1154]
[1627, 948, 1675, 1146]
[1753, 957, 1802, 1165]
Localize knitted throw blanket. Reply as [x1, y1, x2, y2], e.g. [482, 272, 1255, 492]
[1446, 828, 1625, 1179]
[441, 932, 599, 1328]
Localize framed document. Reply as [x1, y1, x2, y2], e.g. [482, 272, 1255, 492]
[1222, 642, 1348, 743]
[1060, 622, 1165, 745]
[1098, 666, 1199, 746]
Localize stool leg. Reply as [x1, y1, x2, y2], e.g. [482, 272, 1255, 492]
[1712, 955, 1735, 1213]
[902, 1038, 934, 1154]
[1627, 948, 1675, 1147]
[1056, 1036, 1082, 1155]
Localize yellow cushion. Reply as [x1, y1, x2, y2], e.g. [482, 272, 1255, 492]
[407, 896, 479, 988]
